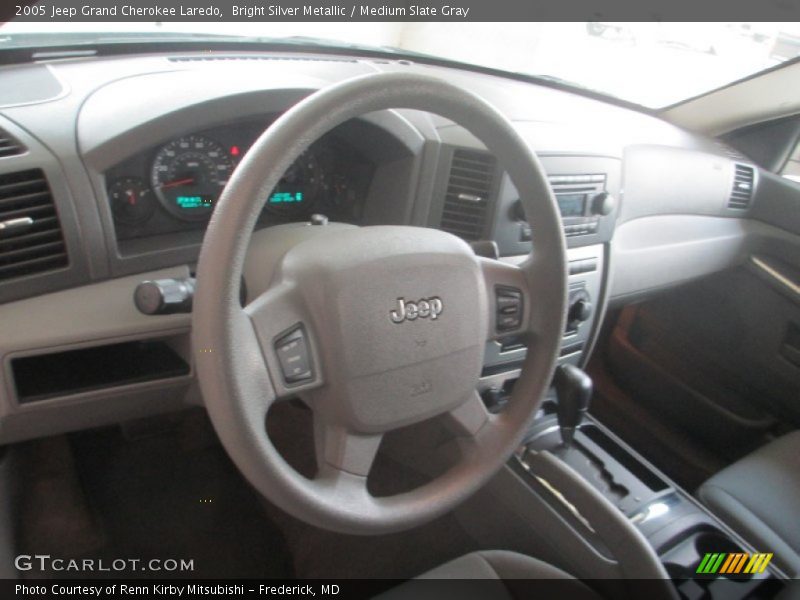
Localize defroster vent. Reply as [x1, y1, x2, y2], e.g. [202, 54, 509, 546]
[440, 149, 496, 241]
[0, 169, 68, 282]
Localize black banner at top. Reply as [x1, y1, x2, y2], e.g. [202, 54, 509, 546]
[6, 0, 800, 22]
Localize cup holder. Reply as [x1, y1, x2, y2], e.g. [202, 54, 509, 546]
[694, 532, 753, 582]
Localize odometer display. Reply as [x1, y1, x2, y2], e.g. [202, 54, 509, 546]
[150, 135, 233, 221]
[176, 195, 213, 209]
[269, 191, 304, 205]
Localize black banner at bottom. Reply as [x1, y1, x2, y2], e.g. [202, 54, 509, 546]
[7, 578, 712, 600]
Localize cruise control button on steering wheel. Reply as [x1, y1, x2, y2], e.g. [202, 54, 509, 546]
[274, 325, 313, 384]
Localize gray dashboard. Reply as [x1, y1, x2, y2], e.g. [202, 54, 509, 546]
[0, 49, 788, 443]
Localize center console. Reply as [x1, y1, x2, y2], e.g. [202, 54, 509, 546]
[472, 153, 618, 404]
[511, 385, 786, 599]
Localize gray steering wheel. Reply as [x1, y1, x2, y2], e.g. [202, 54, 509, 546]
[192, 72, 567, 535]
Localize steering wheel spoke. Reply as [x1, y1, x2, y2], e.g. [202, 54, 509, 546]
[446, 390, 492, 438]
[314, 417, 383, 479]
[244, 282, 323, 400]
[480, 257, 534, 342]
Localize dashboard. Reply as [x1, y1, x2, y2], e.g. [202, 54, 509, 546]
[0, 49, 796, 444]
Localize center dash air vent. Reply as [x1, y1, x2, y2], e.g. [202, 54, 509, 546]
[440, 149, 496, 241]
[0, 128, 26, 158]
[728, 164, 755, 210]
[0, 169, 68, 282]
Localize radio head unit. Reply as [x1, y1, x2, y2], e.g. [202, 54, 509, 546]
[549, 174, 615, 237]
[514, 173, 616, 243]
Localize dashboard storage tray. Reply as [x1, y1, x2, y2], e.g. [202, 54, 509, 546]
[11, 340, 189, 403]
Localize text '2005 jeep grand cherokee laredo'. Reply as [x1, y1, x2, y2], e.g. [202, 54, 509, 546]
[0, 18, 799, 600]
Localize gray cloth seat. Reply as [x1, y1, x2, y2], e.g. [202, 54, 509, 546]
[377, 550, 601, 600]
[698, 431, 800, 577]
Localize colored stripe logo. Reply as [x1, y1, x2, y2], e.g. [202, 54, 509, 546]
[696, 552, 773, 574]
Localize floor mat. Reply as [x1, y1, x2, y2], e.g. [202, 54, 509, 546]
[19, 410, 292, 579]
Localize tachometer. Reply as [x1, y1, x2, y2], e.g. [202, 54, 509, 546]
[264, 151, 322, 217]
[150, 135, 233, 221]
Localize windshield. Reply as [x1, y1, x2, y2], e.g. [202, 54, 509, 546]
[2, 21, 800, 108]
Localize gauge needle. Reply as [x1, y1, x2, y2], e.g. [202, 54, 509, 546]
[158, 177, 195, 189]
[126, 190, 137, 205]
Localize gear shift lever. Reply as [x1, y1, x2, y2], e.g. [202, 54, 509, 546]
[553, 364, 592, 447]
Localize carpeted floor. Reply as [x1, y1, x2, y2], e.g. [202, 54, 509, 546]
[18, 410, 292, 579]
[15, 406, 479, 582]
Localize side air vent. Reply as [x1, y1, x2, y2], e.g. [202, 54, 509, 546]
[0, 169, 68, 282]
[168, 55, 357, 64]
[728, 164, 755, 210]
[0, 128, 26, 158]
[440, 149, 496, 241]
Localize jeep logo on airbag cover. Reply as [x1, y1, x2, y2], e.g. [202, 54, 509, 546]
[390, 297, 443, 323]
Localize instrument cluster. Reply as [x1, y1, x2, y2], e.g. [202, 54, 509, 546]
[104, 119, 374, 241]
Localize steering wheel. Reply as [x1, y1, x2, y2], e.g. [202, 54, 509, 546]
[192, 72, 567, 535]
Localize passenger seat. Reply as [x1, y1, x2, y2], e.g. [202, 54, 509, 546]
[697, 431, 800, 577]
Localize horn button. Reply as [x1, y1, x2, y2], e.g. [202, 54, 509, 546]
[283, 227, 487, 432]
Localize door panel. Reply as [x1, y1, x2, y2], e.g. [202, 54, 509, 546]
[606, 264, 799, 460]
[603, 174, 800, 468]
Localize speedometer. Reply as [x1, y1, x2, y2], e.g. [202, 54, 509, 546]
[150, 135, 233, 221]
